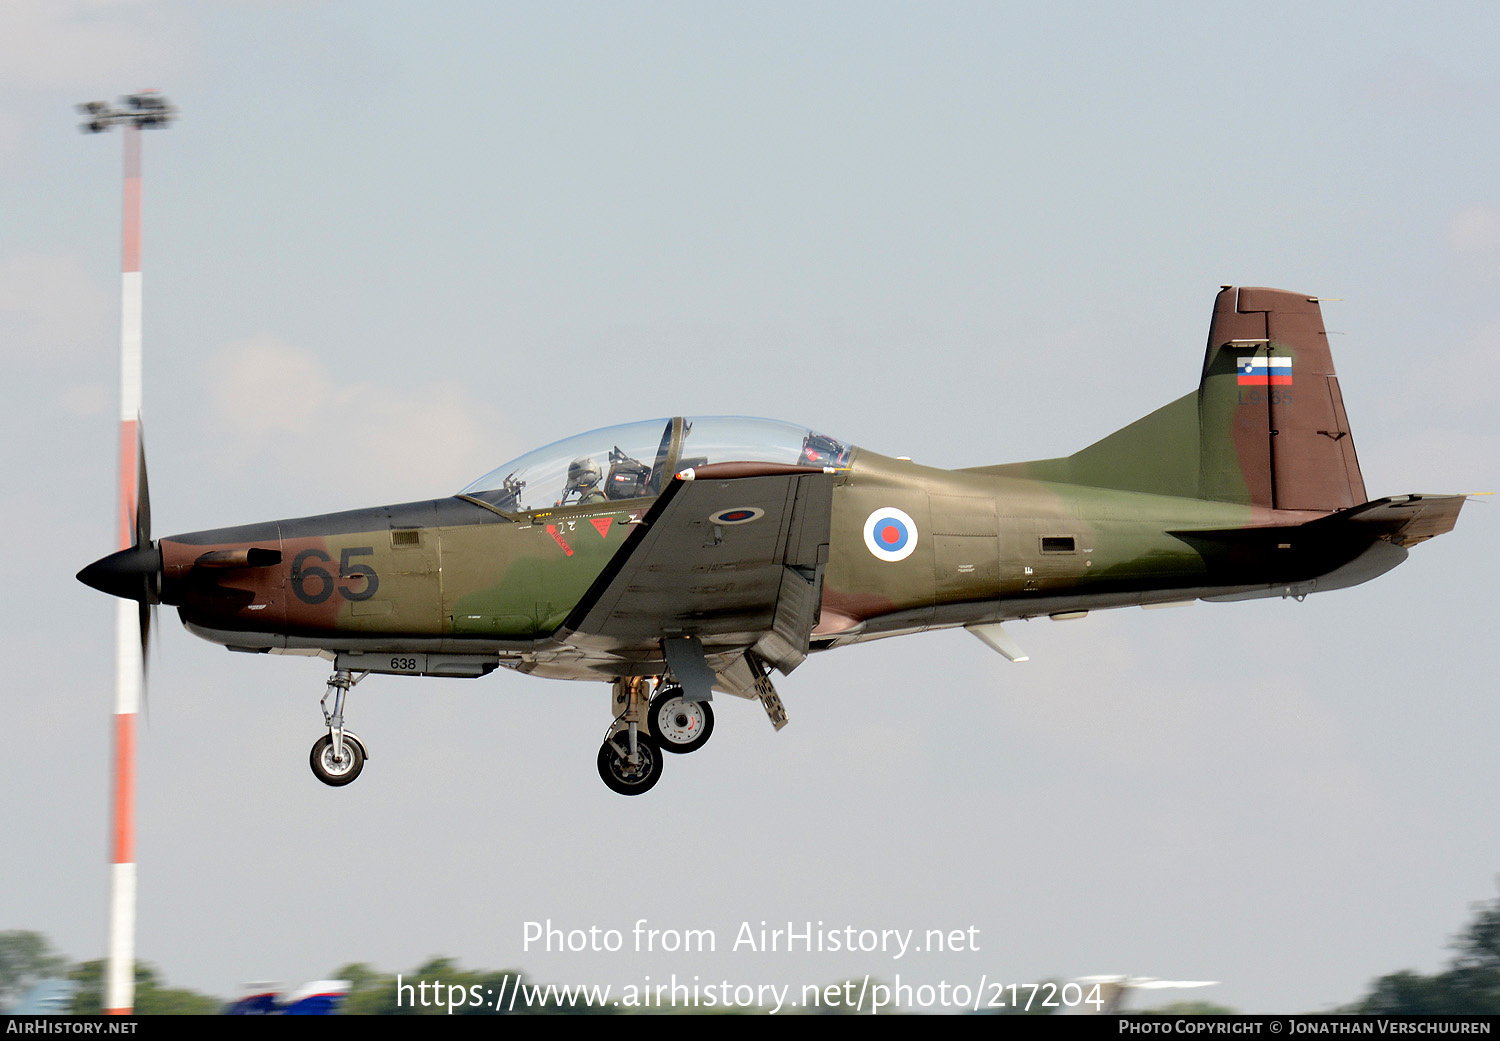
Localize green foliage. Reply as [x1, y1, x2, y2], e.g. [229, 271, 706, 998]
[801, 978, 887, 1015]
[0, 931, 67, 1008]
[136, 984, 222, 1016]
[67, 959, 110, 1014]
[333, 961, 394, 1015]
[1352, 885, 1500, 1014]
[1353, 970, 1465, 1016]
[67, 959, 221, 1015]
[987, 979, 1062, 1015]
[333, 957, 597, 1015]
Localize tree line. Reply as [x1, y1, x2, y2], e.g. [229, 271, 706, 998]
[11, 890, 1500, 1016]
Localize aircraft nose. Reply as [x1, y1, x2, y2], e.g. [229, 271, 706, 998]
[77, 543, 162, 603]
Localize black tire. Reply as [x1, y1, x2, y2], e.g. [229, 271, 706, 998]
[649, 687, 714, 754]
[596, 731, 663, 796]
[310, 734, 365, 787]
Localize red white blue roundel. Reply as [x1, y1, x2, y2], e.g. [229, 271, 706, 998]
[709, 506, 764, 525]
[863, 506, 918, 561]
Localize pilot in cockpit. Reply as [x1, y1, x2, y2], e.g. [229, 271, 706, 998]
[561, 457, 607, 505]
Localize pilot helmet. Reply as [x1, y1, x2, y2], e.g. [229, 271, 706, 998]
[567, 456, 601, 492]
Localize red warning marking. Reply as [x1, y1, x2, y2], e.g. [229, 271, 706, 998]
[545, 524, 574, 556]
[591, 517, 612, 538]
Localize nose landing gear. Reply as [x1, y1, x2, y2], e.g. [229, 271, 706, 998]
[310, 732, 365, 785]
[310, 668, 369, 787]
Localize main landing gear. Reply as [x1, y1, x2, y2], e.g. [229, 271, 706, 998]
[303, 667, 727, 794]
[596, 729, 663, 796]
[310, 668, 369, 787]
[597, 676, 716, 795]
[598, 677, 661, 796]
[648, 682, 714, 754]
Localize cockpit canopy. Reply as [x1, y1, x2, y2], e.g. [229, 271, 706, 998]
[458, 416, 852, 514]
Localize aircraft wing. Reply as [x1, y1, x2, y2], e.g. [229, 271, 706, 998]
[557, 462, 836, 675]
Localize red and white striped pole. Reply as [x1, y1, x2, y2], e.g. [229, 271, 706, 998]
[107, 119, 143, 1018]
[79, 92, 176, 1016]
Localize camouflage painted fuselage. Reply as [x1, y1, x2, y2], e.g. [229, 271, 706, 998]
[134, 287, 1460, 686]
[155, 449, 1397, 683]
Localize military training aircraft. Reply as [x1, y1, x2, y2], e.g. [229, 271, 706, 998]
[78, 286, 1466, 795]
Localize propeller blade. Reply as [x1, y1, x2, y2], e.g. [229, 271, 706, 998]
[138, 599, 151, 725]
[134, 419, 151, 550]
[136, 421, 154, 718]
[139, 598, 151, 661]
[138, 600, 156, 721]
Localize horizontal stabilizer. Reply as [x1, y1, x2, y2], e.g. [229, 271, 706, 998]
[1307, 493, 1467, 547]
[1171, 495, 1464, 550]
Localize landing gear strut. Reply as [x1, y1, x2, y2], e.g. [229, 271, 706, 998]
[311, 668, 369, 787]
[598, 677, 663, 795]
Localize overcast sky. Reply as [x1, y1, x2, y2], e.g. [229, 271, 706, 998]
[2, 0, 1496, 1014]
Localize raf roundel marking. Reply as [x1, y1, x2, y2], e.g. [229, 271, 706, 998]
[863, 507, 918, 562]
[709, 506, 765, 525]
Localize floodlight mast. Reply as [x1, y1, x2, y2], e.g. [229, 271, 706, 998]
[78, 90, 177, 1017]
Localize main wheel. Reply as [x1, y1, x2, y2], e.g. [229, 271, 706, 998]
[596, 731, 663, 796]
[310, 733, 365, 786]
[649, 686, 714, 754]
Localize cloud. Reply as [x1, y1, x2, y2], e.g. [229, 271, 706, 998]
[56, 382, 111, 417]
[0, 251, 113, 360]
[205, 335, 328, 439]
[0, 1, 193, 92]
[1416, 317, 1500, 415]
[1374, 425, 1500, 494]
[1445, 318, 1500, 394]
[1448, 206, 1500, 257]
[1356, 57, 1500, 113]
[203, 336, 509, 502]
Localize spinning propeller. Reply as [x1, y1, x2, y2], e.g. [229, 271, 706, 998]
[77, 423, 160, 662]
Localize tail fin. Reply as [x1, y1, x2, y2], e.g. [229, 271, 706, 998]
[1198, 286, 1366, 510]
[980, 286, 1368, 512]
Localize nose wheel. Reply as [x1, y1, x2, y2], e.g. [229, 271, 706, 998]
[310, 668, 370, 787]
[311, 732, 367, 786]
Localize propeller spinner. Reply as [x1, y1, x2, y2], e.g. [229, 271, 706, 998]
[78, 422, 159, 658]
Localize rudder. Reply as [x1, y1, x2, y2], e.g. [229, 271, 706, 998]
[1197, 286, 1367, 511]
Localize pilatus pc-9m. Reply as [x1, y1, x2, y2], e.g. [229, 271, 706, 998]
[79, 287, 1465, 795]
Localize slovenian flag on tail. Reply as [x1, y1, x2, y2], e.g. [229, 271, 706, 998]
[1237, 356, 1293, 385]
